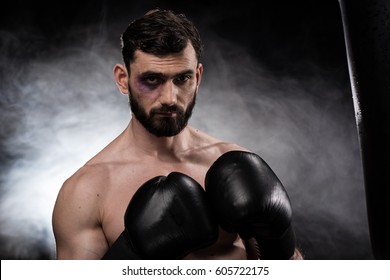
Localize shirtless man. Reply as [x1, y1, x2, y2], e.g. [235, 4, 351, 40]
[52, 9, 302, 260]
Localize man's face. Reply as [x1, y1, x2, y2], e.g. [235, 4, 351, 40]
[128, 88, 196, 137]
[127, 43, 202, 137]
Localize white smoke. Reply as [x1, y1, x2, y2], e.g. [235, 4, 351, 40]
[0, 24, 129, 259]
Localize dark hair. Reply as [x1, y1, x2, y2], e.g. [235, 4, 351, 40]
[120, 9, 203, 71]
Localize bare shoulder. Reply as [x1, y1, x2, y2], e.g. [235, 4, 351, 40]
[53, 163, 109, 221]
[63, 163, 106, 192]
[55, 126, 128, 202]
[54, 126, 134, 214]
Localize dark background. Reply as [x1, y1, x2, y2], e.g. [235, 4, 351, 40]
[0, 0, 373, 259]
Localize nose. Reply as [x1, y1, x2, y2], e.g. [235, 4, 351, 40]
[159, 81, 177, 106]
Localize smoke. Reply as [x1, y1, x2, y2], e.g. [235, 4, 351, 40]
[0, 2, 372, 259]
[0, 23, 129, 259]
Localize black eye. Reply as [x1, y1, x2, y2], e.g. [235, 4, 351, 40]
[144, 76, 162, 85]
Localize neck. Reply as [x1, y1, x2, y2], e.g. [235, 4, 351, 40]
[127, 116, 191, 160]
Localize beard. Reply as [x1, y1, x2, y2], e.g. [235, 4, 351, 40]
[128, 87, 196, 137]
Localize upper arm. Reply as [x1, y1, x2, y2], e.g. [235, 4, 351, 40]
[52, 174, 108, 259]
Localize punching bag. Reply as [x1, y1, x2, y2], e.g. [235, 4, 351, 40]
[338, 0, 390, 259]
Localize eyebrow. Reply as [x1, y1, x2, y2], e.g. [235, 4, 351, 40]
[139, 69, 195, 79]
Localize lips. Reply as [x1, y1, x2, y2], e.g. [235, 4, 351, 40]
[155, 111, 177, 117]
[152, 106, 180, 117]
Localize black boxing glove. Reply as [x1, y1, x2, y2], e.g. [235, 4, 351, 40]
[205, 151, 296, 260]
[102, 172, 218, 260]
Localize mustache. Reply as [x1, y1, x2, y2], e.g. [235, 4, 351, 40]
[150, 105, 183, 115]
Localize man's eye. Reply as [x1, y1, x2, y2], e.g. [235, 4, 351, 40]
[175, 75, 191, 84]
[144, 76, 162, 85]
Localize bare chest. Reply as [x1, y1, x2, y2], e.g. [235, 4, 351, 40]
[99, 157, 246, 260]
[101, 161, 209, 245]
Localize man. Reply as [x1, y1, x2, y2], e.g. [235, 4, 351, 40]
[52, 9, 302, 260]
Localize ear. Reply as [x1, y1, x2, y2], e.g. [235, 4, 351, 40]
[113, 64, 129, 95]
[195, 63, 203, 92]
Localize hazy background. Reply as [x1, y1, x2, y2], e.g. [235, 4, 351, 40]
[0, 0, 372, 259]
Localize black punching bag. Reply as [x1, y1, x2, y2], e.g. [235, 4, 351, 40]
[338, 0, 390, 259]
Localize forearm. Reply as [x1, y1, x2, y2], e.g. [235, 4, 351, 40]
[289, 248, 304, 260]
